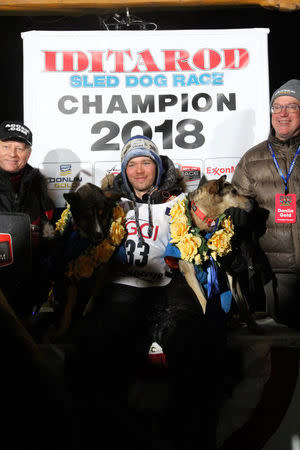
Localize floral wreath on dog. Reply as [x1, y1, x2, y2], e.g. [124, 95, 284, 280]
[55, 203, 126, 281]
[169, 196, 234, 268]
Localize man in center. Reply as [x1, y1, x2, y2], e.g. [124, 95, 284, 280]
[76, 135, 225, 450]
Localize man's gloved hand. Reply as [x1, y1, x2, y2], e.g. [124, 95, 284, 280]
[222, 208, 254, 272]
[224, 207, 251, 230]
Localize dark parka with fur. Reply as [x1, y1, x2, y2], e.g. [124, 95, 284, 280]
[232, 131, 300, 276]
[0, 163, 55, 317]
[0, 163, 54, 223]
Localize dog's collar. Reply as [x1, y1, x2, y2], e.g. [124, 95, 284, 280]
[190, 201, 216, 227]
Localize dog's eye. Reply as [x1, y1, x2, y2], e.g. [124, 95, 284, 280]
[231, 188, 238, 195]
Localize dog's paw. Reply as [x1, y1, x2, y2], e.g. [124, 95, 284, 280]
[101, 173, 115, 189]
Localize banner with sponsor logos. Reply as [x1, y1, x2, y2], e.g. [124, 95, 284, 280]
[22, 29, 270, 207]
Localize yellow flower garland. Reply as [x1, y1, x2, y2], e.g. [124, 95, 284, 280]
[55, 204, 72, 235]
[55, 203, 126, 281]
[170, 197, 234, 267]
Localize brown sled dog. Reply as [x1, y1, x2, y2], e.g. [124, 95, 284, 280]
[177, 175, 261, 332]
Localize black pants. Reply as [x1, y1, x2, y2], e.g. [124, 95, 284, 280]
[68, 276, 226, 450]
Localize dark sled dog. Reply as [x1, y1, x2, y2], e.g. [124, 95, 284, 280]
[178, 175, 261, 332]
[63, 182, 122, 244]
[50, 182, 122, 339]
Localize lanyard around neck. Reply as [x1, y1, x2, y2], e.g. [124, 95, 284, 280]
[268, 143, 300, 194]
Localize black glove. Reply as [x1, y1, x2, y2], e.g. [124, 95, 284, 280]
[224, 207, 251, 230]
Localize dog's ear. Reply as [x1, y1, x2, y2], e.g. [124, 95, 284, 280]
[208, 175, 227, 194]
[188, 174, 207, 200]
[198, 175, 208, 188]
[218, 175, 227, 185]
[101, 173, 115, 190]
[63, 192, 79, 206]
[208, 180, 219, 195]
[208, 175, 227, 195]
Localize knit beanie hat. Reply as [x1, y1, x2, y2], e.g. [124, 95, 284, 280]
[121, 135, 163, 195]
[270, 79, 300, 105]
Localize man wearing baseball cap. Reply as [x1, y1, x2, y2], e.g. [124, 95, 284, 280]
[0, 120, 56, 320]
[232, 79, 300, 328]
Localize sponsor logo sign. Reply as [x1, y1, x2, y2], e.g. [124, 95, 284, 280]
[22, 29, 270, 205]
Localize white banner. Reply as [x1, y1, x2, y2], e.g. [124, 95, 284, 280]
[22, 29, 270, 206]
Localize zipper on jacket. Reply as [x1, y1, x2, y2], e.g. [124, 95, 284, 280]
[13, 192, 20, 211]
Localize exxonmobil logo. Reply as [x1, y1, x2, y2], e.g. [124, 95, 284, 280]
[206, 165, 235, 177]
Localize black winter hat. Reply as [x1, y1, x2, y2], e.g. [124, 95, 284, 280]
[0, 121, 32, 146]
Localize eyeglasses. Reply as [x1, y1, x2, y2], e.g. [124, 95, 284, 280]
[271, 103, 300, 114]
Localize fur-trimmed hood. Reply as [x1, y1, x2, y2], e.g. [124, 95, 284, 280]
[112, 155, 186, 203]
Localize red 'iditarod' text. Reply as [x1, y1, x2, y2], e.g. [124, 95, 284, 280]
[43, 48, 249, 73]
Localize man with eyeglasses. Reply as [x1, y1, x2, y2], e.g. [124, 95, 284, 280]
[232, 79, 300, 329]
